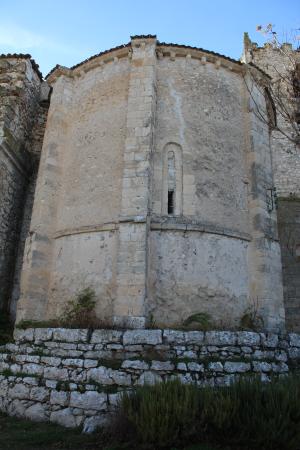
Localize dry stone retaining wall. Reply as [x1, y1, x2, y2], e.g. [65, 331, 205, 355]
[0, 328, 299, 431]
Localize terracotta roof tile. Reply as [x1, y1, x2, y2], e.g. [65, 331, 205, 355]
[0, 53, 43, 80]
[45, 37, 262, 81]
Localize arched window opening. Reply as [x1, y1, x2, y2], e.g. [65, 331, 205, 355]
[162, 143, 183, 216]
[167, 151, 175, 215]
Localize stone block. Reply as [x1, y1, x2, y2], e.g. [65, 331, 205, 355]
[88, 367, 113, 385]
[182, 350, 197, 359]
[44, 367, 69, 381]
[22, 363, 43, 376]
[252, 361, 272, 372]
[25, 402, 48, 422]
[205, 331, 236, 346]
[237, 332, 260, 346]
[289, 333, 300, 348]
[163, 329, 185, 344]
[151, 360, 174, 371]
[45, 380, 57, 389]
[123, 330, 162, 345]
[53, 329, 88, 343]
[14, 329, 34, 343]
[62, 358, 83, 368]
[121, 360, 149, 370]
[50, 390, 69, 406]
[177, 362, 187, 371]
[224, 362, 250, 373]
[41, 357, 61, 367]
[30, 387, 49, 402]
[0, 381, 8, 397]
[70, 391, 107, 411]
[50, 408, 77, 428]
[184, 331, 205, 345]
[288, 347, 300, 359]
[9, 383, 30, 399]
[108, 391, 123, 407]
[91, 330, 123, 344]
[274, 350, 287, 362]
[83, 415, 109, 433]
[187, 362, 204, 372]
[208, 362, 223, 372]
[7, 399, 27, 417]
[260, 333, 279, 348]
[84, 359, 98, 369]
[34, 328, 53, 342]
[23, 377, 39, 386]
[111, 370, 132, 386]
[69, 369, 87, 383]
[135, 371, 162, 386]
[16, 355, 40, 364]
[0, 362, 9, 372]
[176, 373, 194, 384]
[271, 362, 289, 373]
[253, 350, 274, 360]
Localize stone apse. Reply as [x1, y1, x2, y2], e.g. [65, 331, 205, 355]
[13, 35, 287, 331]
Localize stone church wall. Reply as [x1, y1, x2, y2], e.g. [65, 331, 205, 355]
[14, 37, 286, 331]
[46, 59, 131, 320]
[149, 55, 250, 326]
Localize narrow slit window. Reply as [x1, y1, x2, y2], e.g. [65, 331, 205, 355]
[162, 143, 183, 216]
[168, 190, 174, 214]
[167, 151, 175, 215]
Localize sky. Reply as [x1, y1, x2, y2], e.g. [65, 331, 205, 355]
[0, 0, 299, 77]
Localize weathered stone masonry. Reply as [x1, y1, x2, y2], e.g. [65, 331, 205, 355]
[0, 54, 49, 316]
[14, 36, 287, 332]
[1, 35, 299, 333]
[0, 328, 299, 429]
[242, 36, 300, 332]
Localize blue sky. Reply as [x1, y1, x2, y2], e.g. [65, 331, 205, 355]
[0, 0, 299, 77]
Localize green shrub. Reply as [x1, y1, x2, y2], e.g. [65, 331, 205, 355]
[118, 379, 199, 447]
[240, 298, 264, 331]
[61, 287, 96, 328]
[182, 312, 212, 330]
[116, 376, 300, 449]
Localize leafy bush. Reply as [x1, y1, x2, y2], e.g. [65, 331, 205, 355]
[61, 287, 97, 328]
[182, 312, 212, 330]
[240, 298, 264, 331]
[116, 376, 300, 449]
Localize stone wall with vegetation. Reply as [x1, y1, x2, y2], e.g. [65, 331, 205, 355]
[0, 327, 299, 431]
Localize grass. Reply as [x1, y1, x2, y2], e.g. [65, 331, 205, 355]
[117, 377, 300, 450]
[0, 412, 231, 450]
[0, 413, 99, 449]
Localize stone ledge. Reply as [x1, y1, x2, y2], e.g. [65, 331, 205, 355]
[12, 328, 300, 348]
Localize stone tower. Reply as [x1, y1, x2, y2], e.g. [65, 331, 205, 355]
[242, 33, 300, 331]
[0, 54, 49, 318]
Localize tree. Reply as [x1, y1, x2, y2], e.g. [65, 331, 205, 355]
[243, 24, 300, 147]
